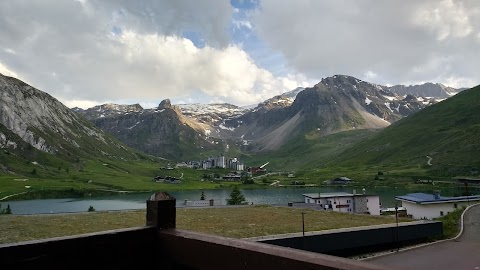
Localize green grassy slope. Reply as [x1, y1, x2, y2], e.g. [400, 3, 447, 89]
[330, 85, 480, 175]
[239, 129, 377, 171]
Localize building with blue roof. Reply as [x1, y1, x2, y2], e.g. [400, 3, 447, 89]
[395, 191, 480, 219]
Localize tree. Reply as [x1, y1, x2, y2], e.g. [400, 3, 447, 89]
[242, 176, 254, 184]
[200, 191, 206, 200]
[0, 203, 12, 215]
[226, 185, 246, 205]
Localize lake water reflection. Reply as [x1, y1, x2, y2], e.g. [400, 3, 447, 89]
[3, 185, 472, 215]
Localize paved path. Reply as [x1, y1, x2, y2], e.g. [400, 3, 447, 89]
[365, 204, 480, 270]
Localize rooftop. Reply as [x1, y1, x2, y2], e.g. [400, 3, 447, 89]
[395, 193, 480, 204]
[303, 192, 374, 198]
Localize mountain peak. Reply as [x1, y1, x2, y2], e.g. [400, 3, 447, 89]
[158, 99, 172, 109]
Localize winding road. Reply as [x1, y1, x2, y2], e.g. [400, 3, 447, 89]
[366, 204, 480, 270]
[426, 155, 433, 166]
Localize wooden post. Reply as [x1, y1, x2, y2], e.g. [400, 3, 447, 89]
[146, 192, 176, 229]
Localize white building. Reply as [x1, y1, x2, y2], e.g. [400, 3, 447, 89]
[395, 192, 480, 220]
[303, 192, 381, 215]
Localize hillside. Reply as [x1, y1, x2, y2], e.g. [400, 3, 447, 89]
[89, 99, 227, 160]
[332, 85, 480, 175]
[239, 129, 377, 171]
[0, 73, 142, 161]
[229, 75, 433, 152]
[0, 73, 167, 198]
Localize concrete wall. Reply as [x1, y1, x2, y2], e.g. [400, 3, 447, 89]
[366, 196, 381, 215]
[400, 201, 470, 219]
[255, 221, 443, 257]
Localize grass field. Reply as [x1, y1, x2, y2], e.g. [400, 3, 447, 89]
[0, 205, 411, 245]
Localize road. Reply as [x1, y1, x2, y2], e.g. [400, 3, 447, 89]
[365, 204, 480, 270]
[426, 155, 433, 166]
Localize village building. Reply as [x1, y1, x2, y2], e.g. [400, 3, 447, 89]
[323, 176, 352, 185]
[222, 173, 242, 181]
[302, 191, 381, 215]
[226, 157, 244, 171]
[197, 154, 245, 170]
[395, 192, 480, 220]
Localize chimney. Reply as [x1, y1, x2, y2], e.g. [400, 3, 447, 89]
[433, 190, 440, 200]
[353, 189, 356, 195]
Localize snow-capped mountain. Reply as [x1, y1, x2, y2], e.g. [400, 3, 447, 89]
[220, 75, 439, 151]
[177, 103, 249, 126]
[73, 103, 144, 120]
[74, 75, 463, 159]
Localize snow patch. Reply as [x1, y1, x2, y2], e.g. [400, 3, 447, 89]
[383, 95, 396, 101]
[219, 124, 235, 131]
[127, 122, 141, 130]
[365, 97, 372, 105]
[385, 103, 394, 112]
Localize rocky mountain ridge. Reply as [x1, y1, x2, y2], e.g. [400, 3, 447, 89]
[74, 75, 463, 158]
[0, 73, 140, 163]
[387, 82, 464, 98]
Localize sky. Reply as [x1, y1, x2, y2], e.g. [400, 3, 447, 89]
[0, 0, 479, 109]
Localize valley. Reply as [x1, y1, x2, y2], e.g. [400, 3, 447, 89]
[0, 72, 478, 201]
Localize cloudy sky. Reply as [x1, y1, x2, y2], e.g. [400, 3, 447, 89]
[0, 0, 479, 109]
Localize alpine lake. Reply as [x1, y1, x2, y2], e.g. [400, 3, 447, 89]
[3, 184, 475, 215]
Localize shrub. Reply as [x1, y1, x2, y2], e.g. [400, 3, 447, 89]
[435, 206, 466, 239]
[0, 203, 12, 215]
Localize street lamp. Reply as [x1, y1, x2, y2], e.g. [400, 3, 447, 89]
[301, 212, 306, 250]
[395, 203, 399, 251]
[301, 212, 306, 236]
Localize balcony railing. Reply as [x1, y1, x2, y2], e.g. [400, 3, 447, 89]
[0, 192, 398, 269]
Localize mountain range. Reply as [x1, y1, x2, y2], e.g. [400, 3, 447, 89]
[1, 71, 475, 179]
[74, 75, 456, 158]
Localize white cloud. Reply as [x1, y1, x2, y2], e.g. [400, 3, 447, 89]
[253, 0, 480, 88]
[0, 0, 309, 108]
[233, 20, 253, 30]
[364, 71, 378, 82]
[413, 0, 473, 41]
[0, 62, 18, 78]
